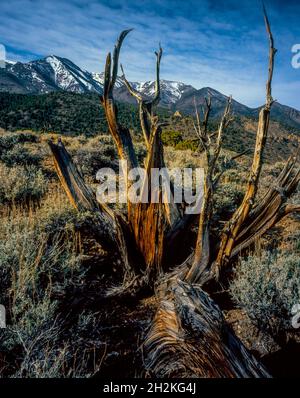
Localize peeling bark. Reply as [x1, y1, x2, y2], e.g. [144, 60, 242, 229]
[145, 278, 270, 378]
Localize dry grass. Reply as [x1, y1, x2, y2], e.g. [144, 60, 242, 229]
[0, 137, 105, 377]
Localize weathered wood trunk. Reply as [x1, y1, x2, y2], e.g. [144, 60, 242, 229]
[132, 125, 168, 276]
[145, 277, 270, 377]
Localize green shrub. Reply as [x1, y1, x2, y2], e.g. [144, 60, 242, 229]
[0, 209, 95, 377]
[230, 251, 300, 337]
[0, 133, 38, 151]
[214, 182, 244, 217]
[0, 214, 82, 303]
[134, 142, 147, 163]
[161, 130, 183, 147]
[0, 163, 47, 204]
[161, 130, 200, 152]
[74, 144, 118, 177]
[0, 208, 106, 377]
[221, 168, 247, 184]
[0, 144, 42, 167]
[0, 133, 41, 167]
[175, 140, 199, 152]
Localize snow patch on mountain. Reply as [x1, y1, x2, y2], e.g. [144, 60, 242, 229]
[5, 60, 17, 65]
[128, 80, 195, 104]
[45, 56, 74, 89]
[43, 55, 102, 93]
[91, 72, 124, 88]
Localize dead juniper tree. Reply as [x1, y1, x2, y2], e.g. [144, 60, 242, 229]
[49, 9, 300, 377]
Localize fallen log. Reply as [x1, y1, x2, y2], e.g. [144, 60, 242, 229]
[145, 277, 271, 378]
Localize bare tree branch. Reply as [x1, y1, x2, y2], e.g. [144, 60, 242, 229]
[121, 45, 163, 148]
[214, 8, 277, 275]
[101, 30, 138, 172]
[185, 97, 232, 284]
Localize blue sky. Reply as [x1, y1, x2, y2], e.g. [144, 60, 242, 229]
[0, 0, 299, 109]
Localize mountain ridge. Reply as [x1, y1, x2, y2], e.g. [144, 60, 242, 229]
[1, 55, 300, 129]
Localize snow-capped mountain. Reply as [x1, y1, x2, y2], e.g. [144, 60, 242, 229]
[1, 55, 300, 129]
[90, 73, 195, 105]
[43, 56, 103, 93]
[0, 55, 195, 104]
[91, 72, 124, 89]
[3, 55, 103, 94]
[131, 80, 196, 105]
